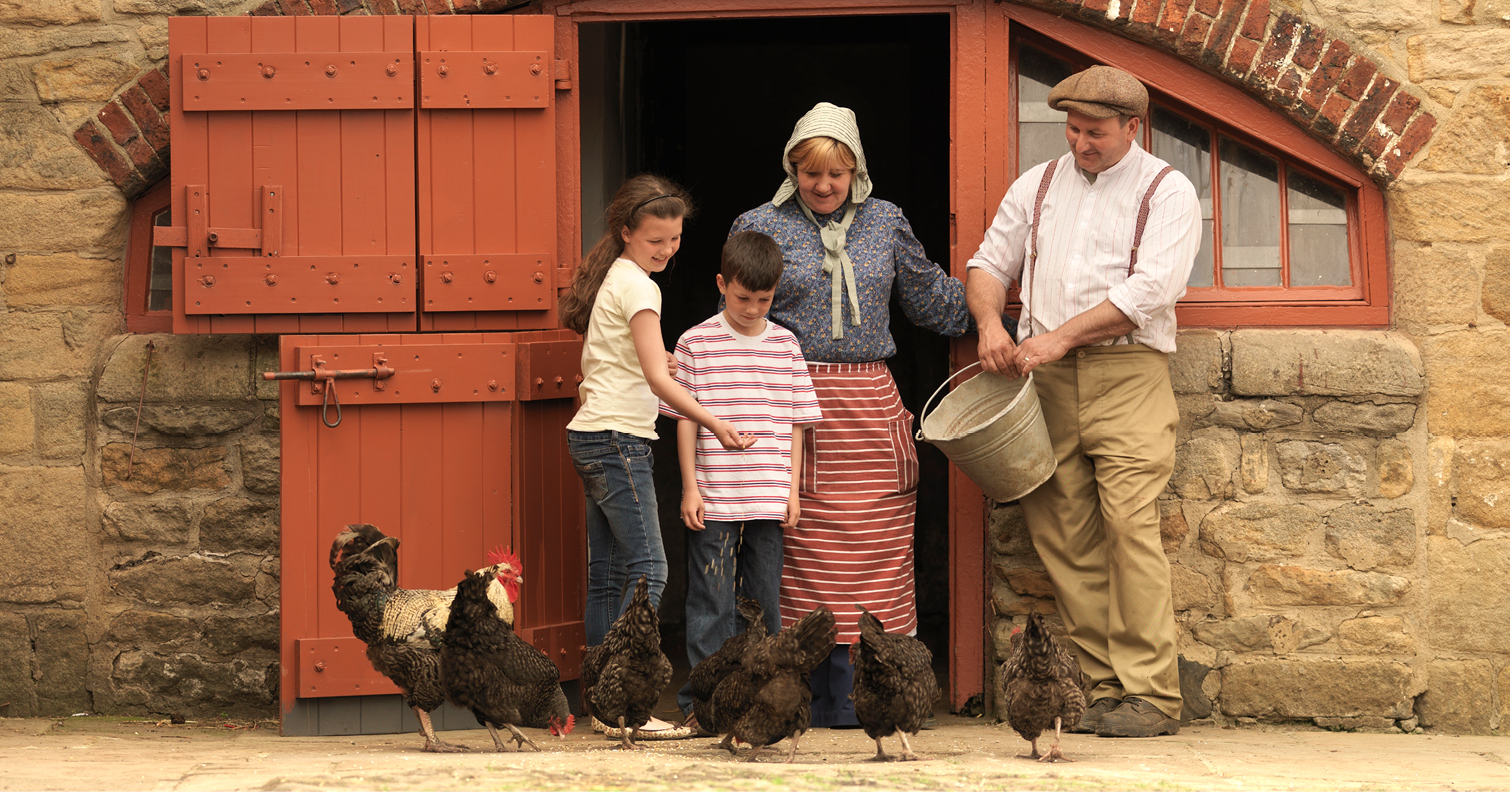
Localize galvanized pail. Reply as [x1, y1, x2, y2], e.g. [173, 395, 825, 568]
[915, 362, 1056, 502]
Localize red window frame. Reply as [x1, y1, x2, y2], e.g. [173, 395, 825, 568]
[1003, 6, 1389, 327]
[124, 179, 173, 333]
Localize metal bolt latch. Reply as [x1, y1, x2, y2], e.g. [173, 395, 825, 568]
[438, 64, 449, 77]
[200, 275, 216, 286]
[440, 271, 454, 283]
[532, 271, 544, 284]
[389, 273, 403, 284]
[314, 662, 326, 673]
[483, 62, 497, 75]
[487, 380, 499, 391]
[325, 65, 338, 77]
[262, 66, 276, 78]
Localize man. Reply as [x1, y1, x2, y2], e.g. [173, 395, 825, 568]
[965, 66, 1201, 738]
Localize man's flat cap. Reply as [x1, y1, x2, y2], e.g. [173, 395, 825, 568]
[1047, 65, 1149, 119]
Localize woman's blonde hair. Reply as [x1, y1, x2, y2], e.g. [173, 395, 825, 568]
[788, 136, 857, 173]
[559, 174, 693, 336]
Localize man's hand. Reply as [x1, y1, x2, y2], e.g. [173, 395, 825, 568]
[976, 320, 1020, 377]
[1013, 333, 1071, 377]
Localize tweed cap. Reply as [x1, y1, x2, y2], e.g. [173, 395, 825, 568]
[1047, 65, 1149, 119]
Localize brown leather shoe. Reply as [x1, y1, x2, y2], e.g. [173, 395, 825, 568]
[1071, 696, 1122, 734]
[1094, 696, 1180, 737]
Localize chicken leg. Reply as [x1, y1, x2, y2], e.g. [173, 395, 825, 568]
[1036, 716, 1073, 763]
[784, 731, 802, 763]
[416, 707, 467, 753]
[617, 716, 645, 750]
[869, 736, 890, 762]
[896, 728, 921, 761]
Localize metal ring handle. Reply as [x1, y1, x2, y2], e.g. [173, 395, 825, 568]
[321, 378, 342, 428]
[915, 361, 983, 442]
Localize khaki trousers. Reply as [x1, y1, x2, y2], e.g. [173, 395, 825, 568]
[1019, 344, 1182, 719]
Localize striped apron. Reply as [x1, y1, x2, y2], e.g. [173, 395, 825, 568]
[781, 361, 918, 644]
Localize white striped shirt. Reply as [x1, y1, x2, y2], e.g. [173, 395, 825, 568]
[966, 142, 1201, 353]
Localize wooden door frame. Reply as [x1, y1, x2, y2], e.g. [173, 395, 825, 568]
[544, 0, 992, 712]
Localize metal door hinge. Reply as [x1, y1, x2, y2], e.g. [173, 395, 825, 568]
[554, 59, 571, 91]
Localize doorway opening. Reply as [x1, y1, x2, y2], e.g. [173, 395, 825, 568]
[578, 13, 954, 694]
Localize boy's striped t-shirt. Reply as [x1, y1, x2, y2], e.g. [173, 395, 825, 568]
[659, 313, 822, 522]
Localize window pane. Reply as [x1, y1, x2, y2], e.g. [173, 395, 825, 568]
[149, 207, 173, 312]
[1218, 137, 1281, 287]
[1287, 169, 1350, 286]
[1017, 46, 1074, 176]
[1151, 109, 1214, 288]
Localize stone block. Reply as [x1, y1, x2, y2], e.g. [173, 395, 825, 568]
[1498, 666, 1510, 731]
[1428, 435, 1454, 534]
[1377, 440, 1414, 500]
[106, 610, 199, 649]
[1267, 617, 1330, 654]
[990, 617, 1014, 662]
[1485, 247, 1510, 325]
[1246, 565, 1410, 606]
[31, 46, 143, 103]
[97, 336, 253, 403]
[1313, 715, 1404, 733]
[240, 434, 280, 495]
[102, 498, 194, 545]
[32, 610, 87, 714]
[0, 465, 88, 601]
[1326, 0, 1433, 34]
[1170, 329, 1225, 393]
[1194, 616, 1274, 652]
[1170, 427, 1238, 500]
[110, 651, 275, 716]
[35, 381, 86, 462]
[1199, 501, 1319, 562]
[1421, 332, 1510, 437]
[115, 0, 210, 13]
[205, 613, 277, 655]
[1207, 399, 1304, 432]
[0, 0, 102, 25]
[1230, 330, 1423, 398]
[1393, 243, 1483, 331]
[1219, 659, 1414, 719]
[1419, 659, 1494, 734]
[1392, 179, 1510, 245]
[1160, 499, 1188, 554]
[1454, 439, 1510, 530]
[991, 578, 1056, 617]
[0, 104, 109, 190]
[0, 312, 120, 380]
[1312, 402, 1418, 437]
[5, 254, 121, 308]
[1337, 615, 1415, 654]
[253, 336, 280, 401]
[0, 612, 32, 715]
[110, 553, 257, 606]
[1325, 502, 1417, 571]
[0, 188, 126, 253]
[1171, 564, 1218, 613]
[1420, 88, 1510, 175]
[1429, 535, 1510, 653]
[101, 444, 230, 495]
[200, 497, 278, 555]
[101, 405, 260, 437]
[989, 503, 1035, 557]
[996, 565, 1055, 598]
[1441, 0, 1510, 23]
[1241, 433, 1268, 494]
[1406, 30, 1510, 82]
[1277, 440, 1368, 496]
[0, 382, 33, 457]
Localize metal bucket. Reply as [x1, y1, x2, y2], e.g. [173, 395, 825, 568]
[915, 362, 1056, 502]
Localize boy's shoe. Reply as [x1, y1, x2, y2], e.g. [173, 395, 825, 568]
[1071, 697, 1121, 733]
[1094, 696, 1180, 737]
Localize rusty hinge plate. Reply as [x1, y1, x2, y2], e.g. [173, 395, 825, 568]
[554, 58, 571, 91]
[421, 253, 553, 313]
[516, 338, 582, 402]
[292, 341, 519, 406]
[185, 255, 413, 315]
[295, 637, 401, 699]
[181, 52, 413, 111]
[418, 51, 550, 109]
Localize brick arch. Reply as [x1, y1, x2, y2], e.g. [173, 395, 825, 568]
[73, 0, 1438, 199]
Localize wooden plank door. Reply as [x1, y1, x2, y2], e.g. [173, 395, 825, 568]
[164, 15, 418, 334]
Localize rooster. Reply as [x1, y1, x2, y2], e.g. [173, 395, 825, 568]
[580, 575, 672, 749]
[685, 597, 768, 736]
[999, 611, 1085, 763]
[328, 524, 520, 753]
[850, 606, 939, 761]
[440, 564, 575, 751]
[705, 606, 836, 762]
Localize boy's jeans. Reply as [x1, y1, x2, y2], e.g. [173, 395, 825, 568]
[568, 430, 668, 646]
[677, 519, 783, 716]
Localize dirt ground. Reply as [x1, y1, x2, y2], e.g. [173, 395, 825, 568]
[4, 712, 1510, 791]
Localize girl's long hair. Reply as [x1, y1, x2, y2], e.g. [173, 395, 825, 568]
[560, 174, 694, 336]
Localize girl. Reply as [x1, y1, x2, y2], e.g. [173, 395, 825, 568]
[561, 174, 752, 654]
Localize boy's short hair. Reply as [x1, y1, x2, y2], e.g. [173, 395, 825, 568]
[721, 231, 784, 292]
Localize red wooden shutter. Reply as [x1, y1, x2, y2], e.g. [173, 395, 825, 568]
[163, 16, 418, 334]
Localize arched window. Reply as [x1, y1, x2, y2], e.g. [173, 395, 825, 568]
[1005, 12, 1389, 327]
[124, 179, 173, 333]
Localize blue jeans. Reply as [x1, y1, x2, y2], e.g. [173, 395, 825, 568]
[568, 430, 668, 646]
[677, 519, 784, 716]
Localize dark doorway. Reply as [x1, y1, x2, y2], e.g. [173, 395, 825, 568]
[578, 14, 954, 694]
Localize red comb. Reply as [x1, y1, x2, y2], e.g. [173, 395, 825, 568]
[486, 545, 521, 571]
[1011, 626, 1022, 635]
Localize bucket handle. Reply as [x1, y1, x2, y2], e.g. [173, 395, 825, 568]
[916, 361, 985, 442]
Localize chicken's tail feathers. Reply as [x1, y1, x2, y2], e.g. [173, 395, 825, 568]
[787, 606, 838, 673]
[736, 596, 764, 625]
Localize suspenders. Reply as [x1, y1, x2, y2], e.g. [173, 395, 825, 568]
[1022, 159, 1175, 342]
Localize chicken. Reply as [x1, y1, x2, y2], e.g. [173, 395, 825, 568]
[705, 606, 837, 762]
[999, 611, 1086, 763]
[849, 606, 940, 761]
[328, 524, 519, 753]
[685, 597, 768, 735]
[580, 575, 673, 749]
[440, 565, 575, 751]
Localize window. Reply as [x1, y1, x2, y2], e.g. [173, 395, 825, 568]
[124, 179, 173, 333]
[1005, 17, 1388, 327]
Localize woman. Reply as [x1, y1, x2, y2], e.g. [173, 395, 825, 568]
[730, 102, 969, 727]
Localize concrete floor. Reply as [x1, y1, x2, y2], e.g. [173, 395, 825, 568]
[4, 713, 1509, 791]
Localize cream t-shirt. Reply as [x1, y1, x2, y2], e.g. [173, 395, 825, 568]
[567, 258, 662, 439]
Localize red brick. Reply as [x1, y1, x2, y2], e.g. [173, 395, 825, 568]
[1179, 13, 1213, 57]
[1274, 67, 1303, 108]
[307, 0, 338, 13]
[1131, 0, 1161, 26]
[1292, 23, 1324, 69]
[1156, 0, 1194, 46]
[1252, 11, 1300, 84]
[97, 101, 138, 146]
[451, 0, 477, 11]
[1360, 126, 1392, 162]
[1381, 112, 1438, 180]
[249, 0, 280, 14]
[277, 0, 310, 13]
[424, 0, 451, 12]
[395, 0, 422, 12]
[1084, 0, 1111, 13]
[1312, 93, 1351, 140]
[120, 85, 169, 153]
[139, 67, 171, 113]
[73, 121, 140, 193]
[1305, 40, 1351, 94]
[1194, 0, 1220, 15]
[1227, 34, 1260, 78]
[1336, 58, 1376, 101]
[1239, 0, 1270, 39]
[337, 0, 366, 13]
[1201, 0, 1245, 68]
[1379, 91, 1421, 135]
[1296, 81, 1328, 121]
[1338, 75, 1399, 153]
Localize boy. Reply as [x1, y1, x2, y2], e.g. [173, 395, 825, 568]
[660, 230, 822, 726]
